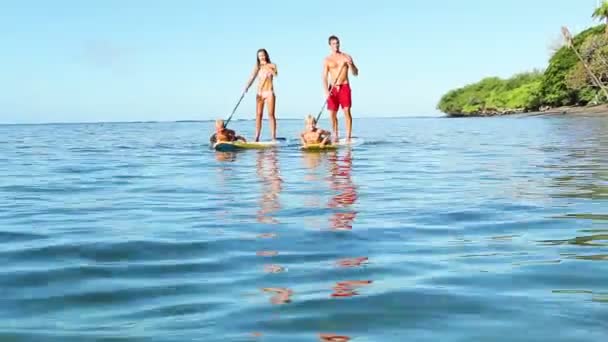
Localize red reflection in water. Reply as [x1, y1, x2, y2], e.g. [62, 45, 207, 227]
[262, 287, 292, 305]
[327, 150, 358, 230]
[256, 149, 282, 224]
[336, 257, 368, 268]
[319, 333, 351, 341]
[331, 280, 373, 298]
[263, 264, 285, 273]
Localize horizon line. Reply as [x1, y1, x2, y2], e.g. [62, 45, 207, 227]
[0, 115, 446, 126]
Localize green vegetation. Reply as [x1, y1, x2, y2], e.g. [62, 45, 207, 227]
[565, 33, 608, 102]
[592, 1, 608, 35]
[540, 25, 606, 108]
[437, 4, 608, 116]
[437, 72, 543, 116]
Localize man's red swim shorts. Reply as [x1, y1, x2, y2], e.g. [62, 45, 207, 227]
[327, 83, 352, 111]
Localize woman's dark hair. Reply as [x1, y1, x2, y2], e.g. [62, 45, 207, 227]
[256, 48, 271, 67]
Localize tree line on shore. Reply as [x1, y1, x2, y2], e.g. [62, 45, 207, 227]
[437, 3, 608, 117]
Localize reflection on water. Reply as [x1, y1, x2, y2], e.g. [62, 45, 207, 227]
[302, 150, 324, 174]
[327, 150, 358, 231]
[300, 149, 358, 230]
[261, 287, 292, 305]
[319, 333, 351, 341]
[256, 232, 277, 239]
[336, 256, 369, 268]
[540, 234, 608, 247]
[257, 250, 279, 257]
[3, 118, 608, 341]
[256, 149, 282, 224]
[541, 118, 608, 201]
[331, 280, 373, 298]
[215, 151, 237, 162]
[263, 264, 286, 273]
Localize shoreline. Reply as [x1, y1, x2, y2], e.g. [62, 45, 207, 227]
[445, 104, 608, 118]
[522, 104, 608, 117]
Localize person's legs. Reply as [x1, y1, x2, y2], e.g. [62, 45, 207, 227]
[329, 110, 339, 143]
[327, 87, 340, 143]
[255, 95, 265, 142]
[343, 108, 352, 141]
[339, 84, 353, 141]
[267, 93, 277, 140]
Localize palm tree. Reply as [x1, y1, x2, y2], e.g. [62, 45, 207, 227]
[592, 1, 608, 35]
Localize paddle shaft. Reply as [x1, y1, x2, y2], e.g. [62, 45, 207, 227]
[224, 91, 246, 128]
[316, 63, 347, 123]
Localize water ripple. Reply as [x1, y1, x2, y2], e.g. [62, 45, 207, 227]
[1, 118, 607, 341]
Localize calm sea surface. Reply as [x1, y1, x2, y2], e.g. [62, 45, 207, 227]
[1, 116, 607, 341]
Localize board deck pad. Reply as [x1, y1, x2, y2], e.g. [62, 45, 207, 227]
[213, 140, 280, 152]
[300, 138, 361, 151]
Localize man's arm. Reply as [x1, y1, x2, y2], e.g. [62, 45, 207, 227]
[322, 60, 330, 98]
[346, 54, 358, 76]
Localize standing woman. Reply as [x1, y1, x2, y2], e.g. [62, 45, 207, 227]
[245, 48, 278, 142]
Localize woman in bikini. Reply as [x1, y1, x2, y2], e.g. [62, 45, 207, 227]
[245, 48, 278, 142]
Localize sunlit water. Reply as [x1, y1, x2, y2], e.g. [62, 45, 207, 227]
[1, 116, 607, 341]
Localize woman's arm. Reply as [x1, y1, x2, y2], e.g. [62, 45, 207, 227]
[244, 64, 259, 92]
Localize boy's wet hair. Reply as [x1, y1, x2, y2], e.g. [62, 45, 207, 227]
[305, 115, 317, 125]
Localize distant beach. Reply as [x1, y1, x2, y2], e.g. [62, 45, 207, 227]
[446, 104, 608, 118]
[525, 104, 608, 117]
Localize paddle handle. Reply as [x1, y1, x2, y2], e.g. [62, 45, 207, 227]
[316, 63, 347, 123]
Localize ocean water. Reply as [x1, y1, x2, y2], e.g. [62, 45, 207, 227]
[1, 116, 607, 341]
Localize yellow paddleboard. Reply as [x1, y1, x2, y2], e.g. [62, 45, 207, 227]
[300, 143, 339, 151]
[214, 140, 279, 152]
[300, 138, 359, 151]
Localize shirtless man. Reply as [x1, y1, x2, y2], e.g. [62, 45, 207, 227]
[322, 35, 359, 142]
[300, 114, 332, 147]
[211, 119, 247, 144]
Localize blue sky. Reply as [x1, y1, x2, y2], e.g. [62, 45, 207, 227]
[0, 0, 602, 124]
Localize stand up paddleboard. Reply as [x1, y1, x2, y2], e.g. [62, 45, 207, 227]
[300, 138, 361, 151]
[213, 140, 281, 152]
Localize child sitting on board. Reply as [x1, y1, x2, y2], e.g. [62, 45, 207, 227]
[211, 119, 247, 144]
[300, 115, 332, 148]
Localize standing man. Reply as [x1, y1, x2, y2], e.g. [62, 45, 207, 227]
[322, 35, 358, 142]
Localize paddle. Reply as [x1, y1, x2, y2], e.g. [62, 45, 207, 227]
[209, 89, 248, 144]
[210, 65, 287, 145]
[225, 90, 247, 128]
[315, 62, 347, 123]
